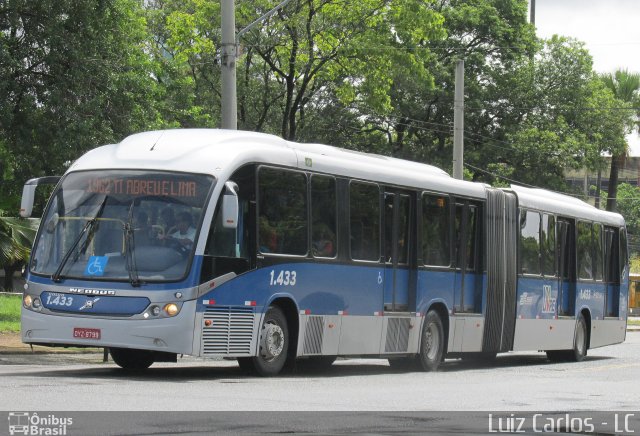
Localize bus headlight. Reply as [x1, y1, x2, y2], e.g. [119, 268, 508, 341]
[164, 303, 180, 317]
[32, 297, 42, 311]
[23, 294, 33, 308]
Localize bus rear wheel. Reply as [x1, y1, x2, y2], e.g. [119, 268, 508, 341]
[418, 310, 445, 371]
[545, 313, 588, 363]
[110, 347, 154, 370]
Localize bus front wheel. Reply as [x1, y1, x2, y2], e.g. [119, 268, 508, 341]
[252, 305, 289, 376]
[418, 310, 445, 371]
[110, 347, 154, 370]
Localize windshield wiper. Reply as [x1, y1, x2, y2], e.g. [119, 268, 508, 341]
[52, 196, 107, 282]
[123, 200, 141, 287]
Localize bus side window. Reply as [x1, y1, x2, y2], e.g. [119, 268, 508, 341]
[577, 221, 593, 280]
[520, 210, 541, 275]
[422, 194, 450, 267]
[201, 165, 255, 281]
[349, 182, 380, 261]
[311, 175, 337, 258]
[541, 213, 556, 277]
[258, 167, 308, 256]
[593, 223, 604, 281]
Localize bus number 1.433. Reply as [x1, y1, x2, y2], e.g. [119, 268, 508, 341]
[269, 270, 297, 286]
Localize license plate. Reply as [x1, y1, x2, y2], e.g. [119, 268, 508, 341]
[73, 327, 101, 340]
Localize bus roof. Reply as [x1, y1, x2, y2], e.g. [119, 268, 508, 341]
[511, 185, 624, 227]
[67, 128, 486, 198]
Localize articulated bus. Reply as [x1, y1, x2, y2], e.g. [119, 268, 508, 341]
[20, 129, 629, 375]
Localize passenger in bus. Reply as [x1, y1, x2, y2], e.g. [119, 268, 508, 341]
[259, 216, 278, 253]
[313, 225, 335, 257]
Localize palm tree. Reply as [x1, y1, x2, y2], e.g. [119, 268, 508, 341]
[600, 69, 640, 211]
[0, 213, 38, 291]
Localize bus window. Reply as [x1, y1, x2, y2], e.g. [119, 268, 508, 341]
[350, 182, 380, 261]
[454, 202, 478, 270]
[593, 224, 604, 281]
[258, 167, 308, 256]
[520, 210, 541, 275]
[311, 175, 337, 258]
[423, 194, 450, 267]
[577, 221, 593, 280]
[541, 214, 556, 277]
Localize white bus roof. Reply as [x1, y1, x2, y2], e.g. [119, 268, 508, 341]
[67, 128, 486, 198]
[511, 185, 624, 227]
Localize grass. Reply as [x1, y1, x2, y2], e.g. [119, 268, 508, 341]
[628, 318, 640, 326]
[0, 293, 21, 333]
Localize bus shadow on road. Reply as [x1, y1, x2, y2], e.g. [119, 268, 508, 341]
[0, 353, 617, 381]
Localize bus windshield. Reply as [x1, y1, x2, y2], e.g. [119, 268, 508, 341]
[30, 170, 214, 283]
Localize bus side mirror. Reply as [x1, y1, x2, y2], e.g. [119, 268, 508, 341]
[20, 176, 60, 218]
[222, 181, 239, 229]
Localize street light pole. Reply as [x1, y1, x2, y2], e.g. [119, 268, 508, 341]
[220, 0, 295, 130]
[220, 0, 237, 130]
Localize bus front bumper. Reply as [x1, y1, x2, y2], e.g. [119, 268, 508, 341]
[21, 300, 197, 355]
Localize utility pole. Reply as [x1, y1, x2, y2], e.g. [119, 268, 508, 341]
[452, 59, 464, 180]
[530, 0, 536, 25]
[220, 0, 294, 130]
[220, 0, 237, 130]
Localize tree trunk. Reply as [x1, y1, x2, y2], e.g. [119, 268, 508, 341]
[594, 168, 601, 209]
[606, 154, 626, 212]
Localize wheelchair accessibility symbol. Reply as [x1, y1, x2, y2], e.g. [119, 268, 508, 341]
[84, 256, 109, 276]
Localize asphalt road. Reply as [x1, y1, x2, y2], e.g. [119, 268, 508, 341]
[1, 333, 639, 413]
[0, 332, 640, 434]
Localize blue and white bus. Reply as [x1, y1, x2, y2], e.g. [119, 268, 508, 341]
[20, 129, 629, 375]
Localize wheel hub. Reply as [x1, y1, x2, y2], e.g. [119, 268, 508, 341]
[260, 323, 284, 361]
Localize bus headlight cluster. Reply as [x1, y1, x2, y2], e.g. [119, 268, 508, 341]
[23, 294, 42, 311]
[143, 303, 181, 319]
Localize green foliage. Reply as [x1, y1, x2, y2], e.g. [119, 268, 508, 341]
[615, 183, 640, 235]
[0, 294, 21, 332]
[0, 0, 638, 211]
[1, 0, 161, 208]
[0, 213, 38, 269]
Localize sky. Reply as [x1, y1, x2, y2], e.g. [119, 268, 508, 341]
[533, 0, 640, 154]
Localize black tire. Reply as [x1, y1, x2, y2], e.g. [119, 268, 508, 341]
[570, 313, 588, 362]
[296, 356, 337, 372]
[545, 350, 567, 362]
[110, 347, 154, 370]
[237, 357, 255, 374]
[417, 310, 445, 371]
[545, 313, 588, 363]
[252, 305, 289, 376]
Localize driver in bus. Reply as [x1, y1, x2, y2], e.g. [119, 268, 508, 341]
[163, 212, 196, 248]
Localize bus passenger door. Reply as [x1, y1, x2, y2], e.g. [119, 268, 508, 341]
[383, 191, 412, 312]
[453, 201, 482, 314]
[557, 218, 575, 316]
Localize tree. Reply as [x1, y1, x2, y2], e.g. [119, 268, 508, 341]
[0, 214, 37, 291]
[600, 69, 640, 211]
[0, 0, 160, 210]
